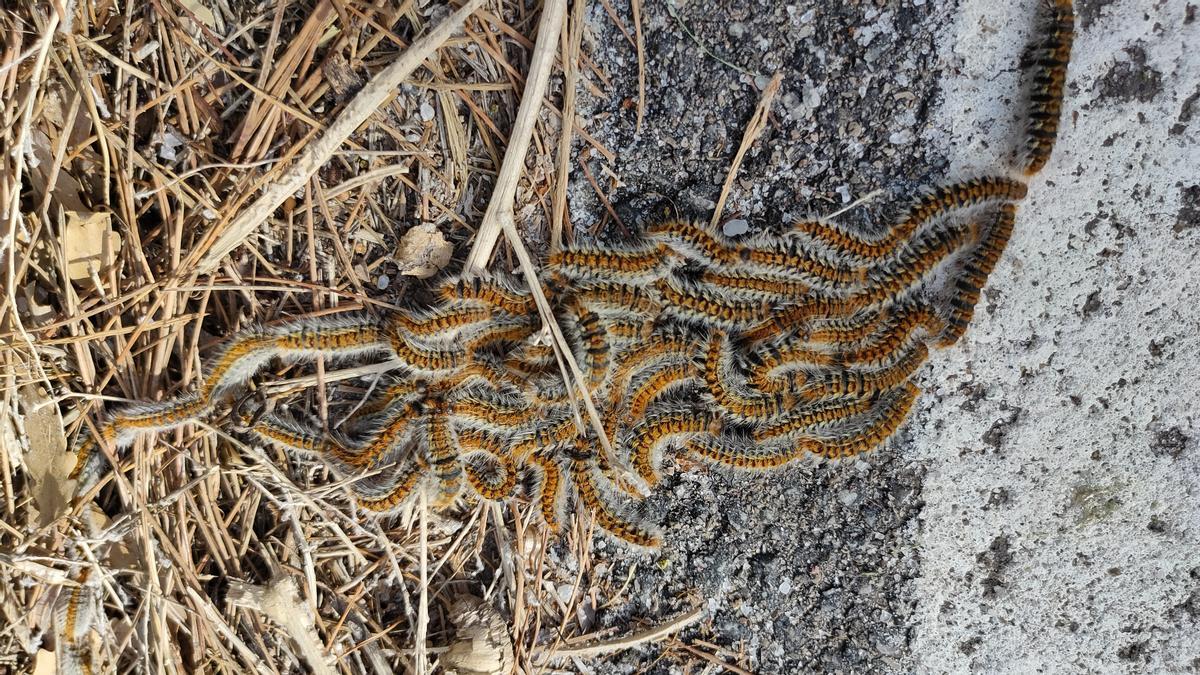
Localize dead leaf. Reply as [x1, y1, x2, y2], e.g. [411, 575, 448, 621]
[177, 0, 218, 30]
[442, 596, 513, 675]
[228, 575, 335, 675]
[395, 223, 452, 279]
[30, 649, 55, 675]
[63, 211, 121, 283]
[17, 385, 75, 527]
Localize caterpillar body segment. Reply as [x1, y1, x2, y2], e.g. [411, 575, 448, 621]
[423, 400, 462, 508]
[835, 303, 944, 369]
[644, 219, 743, 268]
[185, 312, 396, 398]
[740, 297, 871, 343]
[464, 318, 539, 355]
[246, 412, 343, 458]
[354, 461, 427, 513]
[805, 307, 887, 345]
[622, 405, 717, 486]
[807, 382, 921, 459]
[654, 274, 777, 329]
[569, 456, 660, 548]
[687, 431, 817, 470]
[68, 392, 218, 491]
[752, 394, 878, 442]
[742, 340, 834, 393]
[790, 217, 901, 263]
[450, 383, 537, 429]
[700, 333, 800, 421]
[625, 362, 700, 421]
[856, 218, 979, 306]
[605, 314, 654, 342]
[609, 329, 698, 385]
[741, 239, 866, 286]
[509, 413, 580, 462]
[526, 451, 566, 530]
[386, 333, 467, 373]
[253, 397, 423, 474]
[573, 281, 662, 316]
[437, 274, 534, 315]
[887, 176, 1027, 253]
[549, 242, 671, 284]
[798, 177, 1027, 261]
[695, 267, 813, 302]
[56, 566, 101, 675]
[389, 304, 492, 338]
[939, 203, 1020, 346]
[566, 299, 612, 389]
[1022, 0, 1074, 176]
[462, 445, 519, 501]
[800, 341, 929, 401]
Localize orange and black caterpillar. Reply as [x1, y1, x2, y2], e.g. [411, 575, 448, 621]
[68, 1, 1073, 548]
[1023, 0, 1075, 175]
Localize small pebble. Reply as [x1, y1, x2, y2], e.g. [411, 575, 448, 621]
[723, 219, 750, 236]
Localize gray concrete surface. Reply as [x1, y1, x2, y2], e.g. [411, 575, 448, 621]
[912, 0, 1200, 671]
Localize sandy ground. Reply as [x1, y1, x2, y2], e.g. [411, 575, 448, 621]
[565, 0, 1200, 672]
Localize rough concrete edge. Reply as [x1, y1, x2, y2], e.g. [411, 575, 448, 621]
[912, 0, 1200, 671]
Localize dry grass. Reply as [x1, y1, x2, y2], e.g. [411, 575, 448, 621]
[0, 1, 736, 672]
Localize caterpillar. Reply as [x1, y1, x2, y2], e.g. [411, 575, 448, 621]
[1022, 0, 1075, 175]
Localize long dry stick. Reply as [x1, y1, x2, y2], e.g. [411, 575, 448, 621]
[462, 0, 566, 273]
[196, 0, 486, 272]
[550, 0, 586, 252]
[631, 0, 646, 133]
[535, 607, 705, 660]
[415, 488, 431, 674]
[709, 73, 783, 230]
[456, 0, 636, 484]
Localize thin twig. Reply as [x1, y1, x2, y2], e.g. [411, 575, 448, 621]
[550, 0, 586, 251]
[415, 488, 430, 674]
[710, 73, 783, 230]
[822, 188, 884, 220]
[631, 0, 646, 133]
[462, 0, 567, 273]
[535, 607, 705, 660]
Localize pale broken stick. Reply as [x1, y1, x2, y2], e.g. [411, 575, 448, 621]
[461, 0, 566, 274]
[533, 607, 705, 661]
[196, 0, 486, 273]
[460, 0, 642, 490]
[550, 0, 587, 252]
[710, 73, 783, 231]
